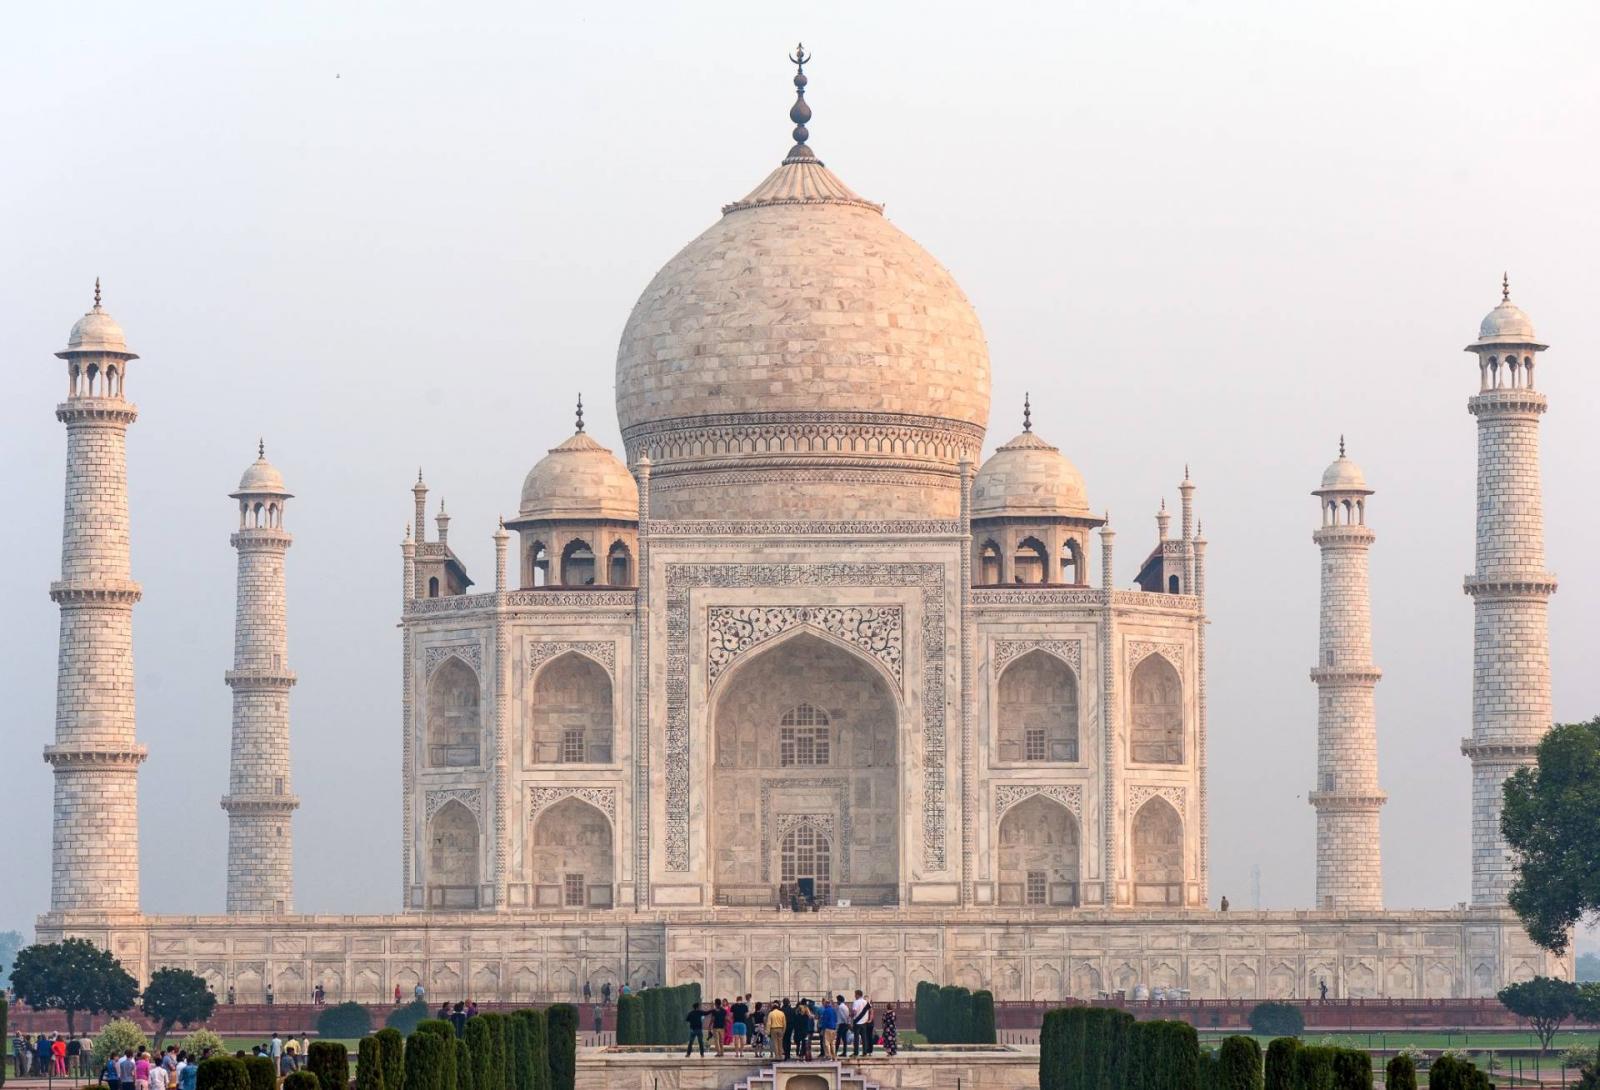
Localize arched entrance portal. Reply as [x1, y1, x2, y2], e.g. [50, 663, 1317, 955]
[711, 632, 900, 907]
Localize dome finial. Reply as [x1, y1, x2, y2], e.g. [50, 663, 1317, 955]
[575, 393, 585, 433]
[93, 277, 102, 309]
[1339, 434, 1346, 458]
[1502, 271, 1511, 303]
[785, 42, 814, 162]
[259, 437, 265, 459]
[1022, 392, 1032, 432]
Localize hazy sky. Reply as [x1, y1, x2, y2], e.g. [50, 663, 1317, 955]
[3, 0, 1597, 943]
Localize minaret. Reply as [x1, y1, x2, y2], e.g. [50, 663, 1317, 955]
[1461, 277, 1555, 907]
[1309, 438, 1386, 910]
[45, 282, 147, 914]
[222, 443, 298, 914]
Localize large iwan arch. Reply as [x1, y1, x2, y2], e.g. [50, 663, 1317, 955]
[709, 630, 901, 907]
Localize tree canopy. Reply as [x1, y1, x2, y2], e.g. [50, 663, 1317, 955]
[142, 967, 218, 1048]
[10, 938, 138, 1034]
[1502, 717, 1600, 954]
[1497, 976, 1581, 1051]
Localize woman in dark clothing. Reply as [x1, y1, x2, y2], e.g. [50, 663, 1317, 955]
[881, 1005, 898, 1056]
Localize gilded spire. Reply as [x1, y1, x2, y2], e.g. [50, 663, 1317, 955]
[1502, 271, 1511, 303]
[258, 437, 266, 459]
[93, 277, 102, 308]
[785, 43, 814, 162]
[576, 393, 585, 433]
[1339, 434, 1346, 458]
[1023, 392, 1032, 432]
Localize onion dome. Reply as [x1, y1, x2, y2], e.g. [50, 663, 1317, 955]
[516, 399, 638, 522]
[1471, 274, 1545, 348]
[614, 47, 989, 520]
[57, 279, 137, 359]
[231, 441, 292, 498]
[973, 398, 1092, 518]
[1315, 437, 1371, 496]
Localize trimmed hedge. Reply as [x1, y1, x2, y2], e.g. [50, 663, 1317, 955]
[1200, 1050, 1222, 1090]
[416, 1020, 456, 1040]
[913, 981, 995, 1044]
[242, 1055, 276, 1090]
[453, 1040, 473, 1090]
[318, 1002, 373, 1040]
[971, 991, 997, 1047]
[544, 1005, 577, 1090]
[1039, 1007, 1140, 1090]
[518, 1008, 549, 1090]
[1293, 1045, 1337, 1090]
[374, 1028, 406, 1090]
[1384, 1054, 1417, 1090]
[1331, 1048, 1372, 1090]
[285, 1074, 322, 1090]
[1428, 1055, 1491, 1090]
[464, 1017, 492, 1090]
[198, 1057, 252, 1090]
[480, 1013, 508, 1090]
[1250, 1002, 1305, 1039]
[355, 1037, 385, 1090]
[615, 984, 699, 1045]
[387, 1001, 431, 1035]
[614, 995, 642, 1045]
[1219, 1035, 1264, 1090]
[308, 1041, 350, 1090]
[403, 1030, 451, 1090]
[1265, 1037, 1300, 1090]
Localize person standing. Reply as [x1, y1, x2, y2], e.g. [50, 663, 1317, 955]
[118, 1049, 137, 1090]
[268, 1033, 283, 1076]
[394, 984, 403, 1006]
[85, 1034, 101, 1078]
[818, 993, 837, 1058]
[265, 983, 275, 1007]
[850, 991, 874, 1057]
[582, 980, 592, 1005]
[414, 983, 426, 1003]
[134, 1050, 151, 1090]
[683, 1002, 706, 1058]
[12, 1031, 26, 1078]
[881, 1004, 898, 1057]
[708, 999, 727, 1058]
[54, 1035, 69, 1076]
[795, 1002, 813, 1061]
[149, 1056, 170, 1090]
[764, 1002, 787, 1062]
[730, 996, 749, 1058]
[601, 981, 612, 1006]
[179, 1056, 199, 1090]
[282, 1036, 298, 1072]
[38, 1036, 54, 1078]
[227, 985, 236, 1005]
[835, 996, 852, 1056]
[103, 1053, 121, 1088]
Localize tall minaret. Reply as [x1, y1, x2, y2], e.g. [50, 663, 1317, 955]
[46, 282, 147, 914]
[1461, 277, 1555, 907]
[222, 443, 299, 914]
[1309, 439, 1386, 910]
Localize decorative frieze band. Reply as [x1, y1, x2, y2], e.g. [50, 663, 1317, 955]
[424, 787, 483, 824]
[424, 643, 482, 678]
[994, 783, 1083, 819]
[1127, 783, 1186, 819]
[665, 562, 947, 873]
[992, 639, 1081, 676]
[1127, 640, 1184, 676]
[528, 640, 616, 678]
[707, 606, 903, 690]
[529, 786, 618, 825]
[646, 520, 963, 537]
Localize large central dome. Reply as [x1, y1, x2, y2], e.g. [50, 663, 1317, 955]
[615, 60, 990, 520]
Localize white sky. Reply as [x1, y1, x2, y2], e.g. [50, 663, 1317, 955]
[2, 0, 1597, 946]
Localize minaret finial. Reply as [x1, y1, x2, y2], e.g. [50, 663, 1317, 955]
[1339, 434, 1346, 458]
[258, 437, 265, 459]
[93, 277, 102, 308]
[576, 393, 585, 433]
[785, 42, 814, 162]
[1502, 271, 1511, 303]
[1022, 392, 1032, 432]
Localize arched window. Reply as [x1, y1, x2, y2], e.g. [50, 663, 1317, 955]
[1131, 797, 1183, 905]
[979, 541, 1002, 585]
[561, 540, 595, 586]
[531, 652, 613, 764]
[527, 542, 549, 588]
[427, 800, 480, 909]
[997, 795, 1079, 906]
[607, 541, 632, 586]
[426, 656, 481, 767]
[780, 823, 833, 906]
[779, 703, 831, 767]
[1061, 539, 1084, 585]
[1167, 574, 1180, 594]
[997, 650, 1078, 762]
[427, 576, 440, 598]
[1130, 654, 1183, 763]
[529, 797, 614, 908]
[1013, 537, 1049, 584]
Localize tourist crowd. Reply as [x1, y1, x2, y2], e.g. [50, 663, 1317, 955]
[682, 990, 897, 1061]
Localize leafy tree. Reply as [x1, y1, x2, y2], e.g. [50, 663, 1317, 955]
[1, 994, 7, 1090]
[1499, 976, 1581, 1051]
[544, 1005, 577, 1090]
[386, 1000, 430, 1034]
[142, 967, 217, 1048]
[94, 1019, 150, 1065]
[1384, 1053, 1417, 1090]
[181, 1029, 226, 1059]
[1502, 717, 1600, 953]
[308, 1041, 350, 1090]
[355, 1036, 385, 1090]
[242, 1055, 277, 1090]
[317, 1001, 372, 1039]
[1248, 1002, 1304, 1039]
[374, 1027, 406, 1090]
[11, 939, 138, 1035]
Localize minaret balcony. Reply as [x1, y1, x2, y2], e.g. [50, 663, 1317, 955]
[1307, 790, 1387, 809]
[1308, 665, 1382, 685]
[42, 743, 148, 767]
[49, 580, 142, 605]
[1460, 738, 1540, 761]
[55, 398, 139, 425]
[225, 668, 297, 690]
[1462, 573, 1558, 598]
[220, 793, 300, 813]
[1467, 389, 1547, 417]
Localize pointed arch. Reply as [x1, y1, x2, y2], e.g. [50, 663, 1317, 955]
[979, 540, 1002, 585]
[426, 656, 481, 767]
[997, 648, 1078, 762]
[1013, 536, 1049, 584]
[427, 799, 480, 909]
[996, 794, 1079, 905]
[529, 796, 613, 908]
[531, 651, 613, 764]
[1131, 796, 1184, 905]
[1130, 653, 1184, 763]
[560, 539, 595, 585]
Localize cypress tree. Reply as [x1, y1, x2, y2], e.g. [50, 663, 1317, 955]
[242, 1056, 276, 1090]
[1331, 1049, 1372, 1090]
[1384, 1054, 1417, 1090]
[544, 1005, 577, 1090]
[308, 1041, 350, 1090]
[520, 1009, 549, 1090]
[1294, 1046, 1337, 1090]
[1265, 1037, 1301, 1090]
[971, 990, 996, 1045]
[1039, 1008, 1069, 1090]
[480, 1013, 508, 1090]
[356, 1037, 386, 1090]
[197, 1058, 251, 1090]
[1219, 1035, 1264, 1090]
[464, 1017, 492, 1090]
[284, 1074, 322, 1090]
[503, 1015, 527, 1090]
[1200, 1050, 1222, 1090]
[403, 1031, 448, 1090]
[615, 995, 641, 1045]
[915, 982, 937, 1042]
[453, 1040, 474, 1090]
[374, 1028, 406, 1090]
[415, 1021, 455, 1041]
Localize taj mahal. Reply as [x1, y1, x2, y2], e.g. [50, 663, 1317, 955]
[35, 53, 1569, 1004]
